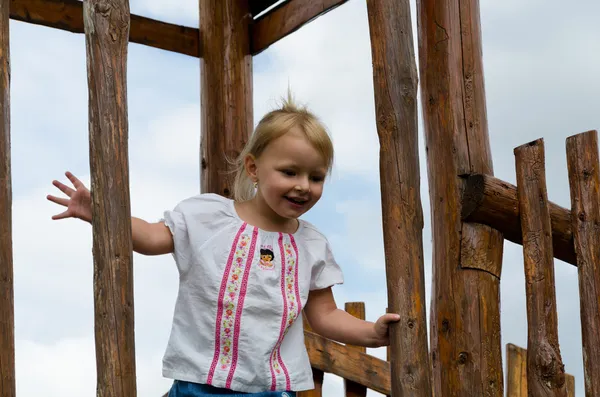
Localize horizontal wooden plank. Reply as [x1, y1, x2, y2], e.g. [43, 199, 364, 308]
[461, 173, 575, 266]
[11, 0, 346, 57]
[304, 330, 391, 396]
[11, 0, 199, 57]
[251, 0, 348, 55]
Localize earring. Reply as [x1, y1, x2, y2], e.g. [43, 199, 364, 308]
[253, 181, 258, 189]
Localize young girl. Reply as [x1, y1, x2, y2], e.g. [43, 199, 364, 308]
[47, 97, 400, 396]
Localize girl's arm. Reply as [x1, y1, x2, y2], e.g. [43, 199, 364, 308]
[303, 287, 400, 348]
[48, 171, 174, 256]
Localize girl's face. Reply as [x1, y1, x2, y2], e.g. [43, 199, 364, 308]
[247, 127, 327, 221]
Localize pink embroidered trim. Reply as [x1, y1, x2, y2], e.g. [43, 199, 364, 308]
[270, 233, 301, 391]
[226, 227, 258, 388]
[207, 223, 255, 385]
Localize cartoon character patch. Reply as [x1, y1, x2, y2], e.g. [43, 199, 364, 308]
[259, 245, 275, 270]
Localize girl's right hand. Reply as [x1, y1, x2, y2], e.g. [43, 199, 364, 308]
[47, 171, 92, 223]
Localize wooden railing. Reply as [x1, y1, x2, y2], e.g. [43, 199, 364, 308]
[462, 130, 600, 396]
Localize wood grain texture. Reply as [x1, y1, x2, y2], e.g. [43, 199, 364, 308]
[506, 344, 575, 397]
[304, 331, 391, 396]
[506, 344, 527, 397]
[514, 139, 566, 397]
[566, 130, 600, 397]
[343, 302, 367, 397]
[462, 173, 575, 265]
[367, 1, 432, 395]
[200, 0, 253, 197]
[83, 0, 136, 395]
[251, 0, 348, 55]
[0, 0, 14, 394]
[416, 0, 504, 394]
[11, 0, 199, 57]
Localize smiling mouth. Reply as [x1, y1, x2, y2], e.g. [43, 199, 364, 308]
[285, 196, 308, 205]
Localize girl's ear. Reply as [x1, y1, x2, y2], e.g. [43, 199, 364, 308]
[244, 154, 258, 182]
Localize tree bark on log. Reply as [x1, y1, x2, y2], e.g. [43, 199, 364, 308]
[461, 173, 575, 265]
[200, 0, 253, 197]
[514, 139, 566, 397]
[416, 0, 504, 394]
[507, 344, 574, 397]
[566, 130, 600, 397]
[367, 0, 432, 396]
[83, 0, 136, 395]
[0, 0, 14, 394]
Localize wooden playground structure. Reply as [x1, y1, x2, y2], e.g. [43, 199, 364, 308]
[0, 0, 598, 396]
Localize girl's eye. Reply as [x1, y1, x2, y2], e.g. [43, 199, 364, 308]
[281, 170, 295, 176]
[311, 176, 325, 182]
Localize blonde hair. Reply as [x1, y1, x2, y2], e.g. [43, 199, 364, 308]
[232, 94, 334, 202]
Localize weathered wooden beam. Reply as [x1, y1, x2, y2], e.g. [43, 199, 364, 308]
[83, 0, 136, 395]
[304, 331, 391, 396]
[11, 0, 200, 57]
[514, 139, 567, 396]
[506, 344, 575, 397]
[200, 0, 253, 196]
[0, 0, 14, 395]
[461, 173, 575, 265]
[506, 344, 527, 397]
[343, 302, 367, 397]
[416, 0, 504, 394]
[367, 0, 432, 396]
[566, 130, 600, 397]
[11, 0, 345, 58]
[251, 0, 348, 55]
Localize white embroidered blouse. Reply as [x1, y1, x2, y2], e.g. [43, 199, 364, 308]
[161, 193, 344, 393]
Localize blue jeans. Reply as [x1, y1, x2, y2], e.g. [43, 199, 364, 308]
[168, 380, 296, 397]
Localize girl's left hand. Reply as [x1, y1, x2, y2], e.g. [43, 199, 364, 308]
[372, 313, 401, 346]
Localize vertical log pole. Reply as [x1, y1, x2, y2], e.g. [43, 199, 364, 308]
[366, 1, 432, 395]
[83, 1, 136, 395]
[506, 344, 527, 397]
[416, 0, 504, 394]
[566, 130, 600, 397]
[514, 139, 566, 397]
[200, 0, 253, 196]
[507, 344, 574, 397]
[343, 302, 367, 397]
[0, 0, 13, 395]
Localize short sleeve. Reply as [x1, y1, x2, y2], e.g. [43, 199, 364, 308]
[161, 193, 233, 276]
[162, 204, 192, 275]
[310, 238, 344, 290]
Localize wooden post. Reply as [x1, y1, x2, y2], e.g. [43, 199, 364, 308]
[83, 0, 136, 395]
[566, 130, 600, 397]
[0, 0, 14, 394]
[200, 0, 253, 196]
[366, 1, 432, 395]
[507, 344, 575, 397]
[506, 344, 527, 397]
[514, 139, 566, 396]
[343, 302, 366, 397]
[416, 0, 504, 394]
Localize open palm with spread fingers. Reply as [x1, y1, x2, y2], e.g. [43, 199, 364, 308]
[47, 171, 92, 223]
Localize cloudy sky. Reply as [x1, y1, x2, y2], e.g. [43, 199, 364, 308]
[7, 0, 599, 396]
